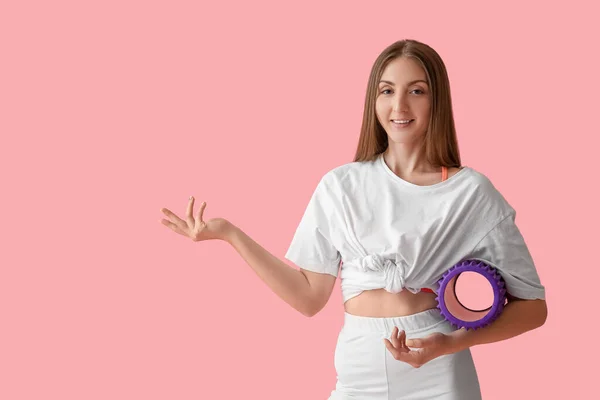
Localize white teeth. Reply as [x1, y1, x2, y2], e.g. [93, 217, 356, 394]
[392, 119, 412, 124]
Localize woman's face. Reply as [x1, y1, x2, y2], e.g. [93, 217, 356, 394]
[375, 57, 431, 144]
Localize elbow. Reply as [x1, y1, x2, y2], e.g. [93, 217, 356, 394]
[301, 308, 317, 318]
[301, 305, 319, 318]
[528, 298, 548, 328]
[537, 299, 548, 327]
[508, 296, 548, 328]
[526, 298, 548, 328]
[301, 301, 324, 318]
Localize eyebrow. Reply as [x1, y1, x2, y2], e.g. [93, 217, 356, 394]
[379, 79, 428, 86]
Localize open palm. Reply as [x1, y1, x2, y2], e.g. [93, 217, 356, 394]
[160, 196, 229, 242]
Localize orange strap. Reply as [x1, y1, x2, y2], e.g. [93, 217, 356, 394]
[421, 167, 448, 294]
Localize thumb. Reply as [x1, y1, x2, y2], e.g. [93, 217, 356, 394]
[405, 338, 424, 348]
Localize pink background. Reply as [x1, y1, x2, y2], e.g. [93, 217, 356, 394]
[2, 0, 598, 398]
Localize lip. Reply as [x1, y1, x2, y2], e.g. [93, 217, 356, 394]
[390, 119, 414, 129]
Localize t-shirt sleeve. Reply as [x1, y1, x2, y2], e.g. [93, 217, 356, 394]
[284, 175, 341, 277]
[468, 212, 546, 300]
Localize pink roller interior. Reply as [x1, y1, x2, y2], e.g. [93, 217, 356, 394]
[443, 271, 494, 322]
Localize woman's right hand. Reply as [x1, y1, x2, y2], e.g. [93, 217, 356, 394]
[160, 196, 232, 242]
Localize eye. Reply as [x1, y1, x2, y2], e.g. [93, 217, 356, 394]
[380, 88, 424, 95]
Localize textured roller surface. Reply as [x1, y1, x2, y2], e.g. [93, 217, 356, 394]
[436, 259, 507, 330]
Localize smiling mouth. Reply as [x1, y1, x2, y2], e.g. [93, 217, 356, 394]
[391, 119, 414, 126]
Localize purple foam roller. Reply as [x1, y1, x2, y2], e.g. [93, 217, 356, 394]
[436, 259, 507, 331]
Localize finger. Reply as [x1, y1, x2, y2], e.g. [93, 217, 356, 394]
[161, 219, 187, 236]
[186, 196, 195, 227]
[390, 327, 401, 348]
[161, 208, 186, 227]
[384, 339, 401, 358]
[399, 329, 407, 349]
[197, 201, 206, 224]
[385, 340, 419, 364]
[383, 334, 408, 354]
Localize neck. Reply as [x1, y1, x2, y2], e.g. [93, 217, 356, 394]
[383, 146, 435, 177]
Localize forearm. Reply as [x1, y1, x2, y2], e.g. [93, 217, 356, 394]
[223, 223, 315, 317]
[448, 298, 548, 353]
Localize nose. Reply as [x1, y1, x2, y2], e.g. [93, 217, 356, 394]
[392, 92, 409, 113]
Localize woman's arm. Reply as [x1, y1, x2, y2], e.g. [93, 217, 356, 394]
[223, 222, 336, 317]
[387, 297, 547, 368]
[446, 297, 548, 353]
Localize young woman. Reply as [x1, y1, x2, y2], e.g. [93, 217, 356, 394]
[161, 39, 547, 399]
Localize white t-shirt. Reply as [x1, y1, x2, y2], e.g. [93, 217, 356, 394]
[284, 153, 546, 304]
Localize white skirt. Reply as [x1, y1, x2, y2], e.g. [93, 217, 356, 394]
[329, 308, 482, 400]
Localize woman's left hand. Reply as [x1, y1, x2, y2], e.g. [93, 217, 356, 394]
[383, 327, 457, 368]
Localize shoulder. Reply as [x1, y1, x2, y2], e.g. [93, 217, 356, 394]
[462, 166, 515, 216]
[311, 160, 376, 203]
[447, 166, 462, 179]
[464, 166, 501, 193]
[321, 159, 373, 186]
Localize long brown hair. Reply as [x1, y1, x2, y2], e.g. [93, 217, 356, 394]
[353, 39, 461, 168]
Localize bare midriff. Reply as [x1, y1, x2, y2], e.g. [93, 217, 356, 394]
[344, 289, 438, 317]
